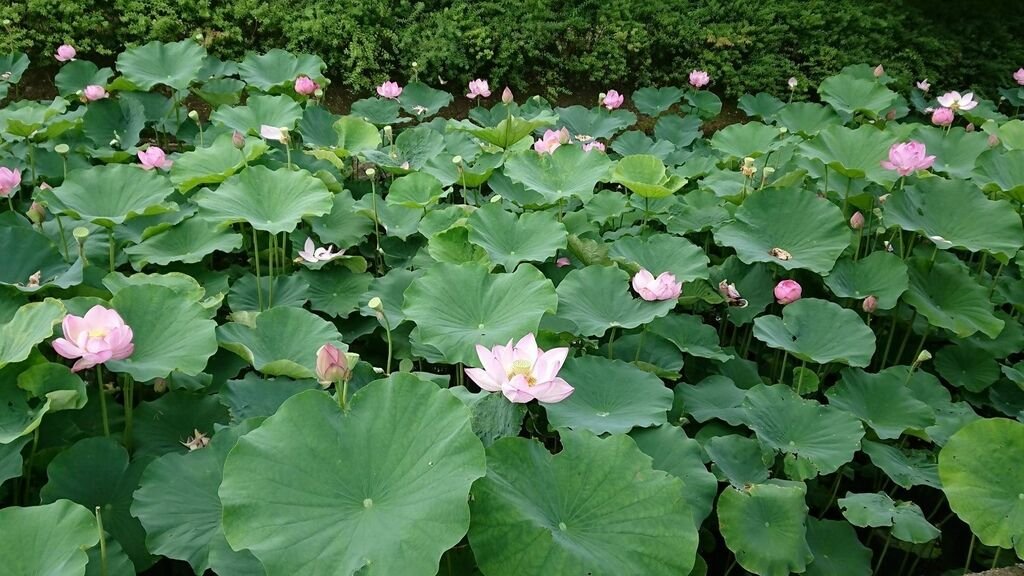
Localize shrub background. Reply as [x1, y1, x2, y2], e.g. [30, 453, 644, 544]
[2, 0, 1022, 97]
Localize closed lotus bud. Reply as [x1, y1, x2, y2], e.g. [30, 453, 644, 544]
[232, 131, 245, 149]
[988, 134, 1000, 147]
[886, 110, 896, 121]
[27, 201, 46, 224]
[763, 167, 775, 176]
[490, 194, 502, 203]
[874, 64, 885, 77]
[502, 86, 513, 104]
[915, 350, 932, 364]
[850, 211, 865, 230]
[411, 61, 418, 68]
[878, 194, 891, 205]
[54, 143, 70, 155]
[965, 123, 975, 132]
[188, 110, 199, 121]
[743, 157, 755, 167]
[314, 88, 324, 99]
[316, 343, 350, 387]
[861, 295, 878, 313]
[383, 125, 392, 139]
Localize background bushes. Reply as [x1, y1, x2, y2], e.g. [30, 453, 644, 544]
[2, 0, 1022, 98]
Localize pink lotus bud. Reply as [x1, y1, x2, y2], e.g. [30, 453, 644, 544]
[51, 305, 134, 372]
[774, 279, 802, 305]
[602, 90, 624, 110]
[376, 81, 403, 100]
[916, 79, 930, 92]
[232, 131, 245, 149]
[850, 211, 865, 230]
[886, 110, 896, 121]
[965, 123, 975, 132]
[502, 86, 513, 104]
[873, 65, 885, 77]
[1014, 68, 1024, 86]
[0, 167, 21, 198]
[83, 85, 107, 101]
[316, 343, 350, 387]
[862, 295, 878, 314]
[294, 75, 318, 96]
[689, 69, 710, 88]
[631, 269, 682, 301]
[988, 134, 1000, 147]
[55, 44, 76, 62]
[555, 257, 571, 267]
[27, 201, 46, 224]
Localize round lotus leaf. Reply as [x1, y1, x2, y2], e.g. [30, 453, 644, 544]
[838, 492, 940, 543]
[0, 500, 99, 576]
[102, 271, 205, 303]
[706, 435, 772, 487]
[221, 381, 485, 575]
[469, 429, 698, 576]
[327, 115, 382, 156]
[826, 368, 935, 439]
[674, 375, 747, 426]
[502, 145, 613, 204]
[861, 439, 940, 489]
[804, 518, 872, 576]
[609, 234, 709, 282]
[934, 344, 1001, 392]
[554, 265, 676, 338]
[124, 216, 243, 268]
[402, 263, 556, 366]
[684, 91, 723, 118]
[386, 172, 445, 209]
[0, 222, 82, 293]
[195, 165, 332, 234]
[710, 122, 784, 159]
[798, 124, 897, 184]
[823, 252, 908, 310]
[300, 268, 372, 319]
[0, 435, 31, 486]
[169, 132, 268, 193]
[210, 94, 303, 135]
[630, 424, 718, 528]
[544, 356, 673, 434]
[466, 203, 567, 271]
[194, 77, 246, 107]
[818, 74, 899, 118]
[911, 126, 990, 180]
[217, 306, 342, 379]
[738, 92, 786, 120]
[744, 384, 865, 478]
[939, 417, 1024, 556]
[555, 105, 636, 139]
[237, 49, 326, 91]
[717, 481, 814, 576]
[0, 298, 64, 370]
[655, 114, 702, 148]
[116, 39, 206, 91]
[227, 274, 310, 313]
[362, 125, 444, 170]
[774, 103, 842, 136]
[649, 314, 732, 362]
[715, 187, 850, 274]
[309, 189, 374, 250]
[398, 82, 453, 118]
[131, 391, 229, 459]
[753, 298, 876, 367]
[973, 148, 1024, 202]
[610, 154, 687, 198]
[610, 131, 676, 160]
[350, 97, 404, 125]
[39, 164, 176, 228]
[903, 257, 1004, 339]
[632, 86, 684, 116]
[454, 111, 557, 149]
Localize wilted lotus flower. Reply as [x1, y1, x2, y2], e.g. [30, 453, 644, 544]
[689, 69, 710, 88]
[850, 211, 865, 230]
[296, 237, 344, 263]
[718, 280, 748, 307]
[55, 44, 76, 62]
[26, 271, 41, 288]
[316, 343, 351, 387]
[260, 125, 289, 143]
[533, 128, 570, 155]
[881, 141, 935, 176]
[52, 305, 134, 372]
[376, 81, 403, 99]
[181, 429, 210, 451]
[582, 141, 605, 153]
[466, 78, 491, 99]
[501, 86, 514, 104]
[0, 167, 21, 197]
[937, 91, 978, 111]
[294, 75, 318, 95]
[27, 201, 46, 224]
[137, 146, 173, 170]
[632, 269, 682, 301]
[931, 107, 954, 127]
[862, 295, 878, 313]
[83, 85, 107, 101]
[916, 79, 930, 92]
[602, 90, 624, 110]
[774, 279, 802, 305]
[873, 64, 885, 78]
[465, 334, 573, 404]
[555, 257, 571, 267]
[1015, 68, 1024, 86]
[788, 77, 798, 90]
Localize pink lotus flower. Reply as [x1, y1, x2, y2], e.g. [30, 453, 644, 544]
[52, 306, 134, 372]
[466, 79, 491, 99]
[0, 167, 21, 197]
[1015, 68, 1024, 86]
[602, 90, 624, 110]
[376, 81, 403, 99]
[465, 334, 573, 404]
[937, 91, 978, 111]
[881, 141, 935, 176]
[83, 85, 107, 101]
[862, 295, 878, 313]
[533, 128, 570, 155]
[916, 79, 930, 92]
[582, 141, 605, 153]
[137, 147, 173, 170]
[502, 87, 514, 104]
[689, 70, 710, 88]
[315, 343, 350, 387]
[850, 211, 865, 230]
[774, 279, 802, 305]
[294, 75, 318, 96]
[873, 65, 885, 78]
[555, 257, 571, 267]
[55, 44, 76, 62]
[631, 269, 682, 301]
[931, 107, 954, 127]
[297, 238, 343, 263]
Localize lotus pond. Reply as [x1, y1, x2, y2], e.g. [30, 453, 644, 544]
[0, 40, 1023, 576]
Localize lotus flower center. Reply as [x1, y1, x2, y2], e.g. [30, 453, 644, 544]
[508, 359, 537, 386]
[88, 328, 109, 339]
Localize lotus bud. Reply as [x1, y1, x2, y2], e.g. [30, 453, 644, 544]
[411, 61, 418, 68]
[988, 134, 1000, 147]
[383, 125, 392, 139]
[850, 211, 865, 230]
[861, 295, 878, 313]
[316, 343, 351, 387]
[27, 201, 45, 224]
[914, 350, 932, 364]
[368, 297, 384, 312]
[54, 143, 70, 155]
[502, 86, 513, 104]
[873, 65, 885, 77]
[965, 123, 975, 132]
[774, 279, 802, 305]
[365, 168, 376, 177]
[886, 110, 896, 121]
[232, 131, 245, 149]
[490, 194, 502, 203]
[788, 77, 798, 90]
[188, 110, 199, 121]
[314, 88, 324, 99]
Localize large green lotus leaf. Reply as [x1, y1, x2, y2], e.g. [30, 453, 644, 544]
[738, 92, 786, 119]
[132, 420, 263, 575]
[39, 164, 176, 228]
[706, 435, 772, 487]
[804, 518, 872, 576]
[674, 375, 747, 425]
[132, 391, 229, 459]
[104, 285, 218, 381]
[116, 40, 206, 91]
[710, 122, 784, 159]
[222, 381, 485, 575]
[649, 314, 731, 362]
[360, 125, 444, 171]
[609, 154, 686, 198]
[402, 263, 556, 366]
[903, 258, 1004, 339]
[0, 51, 29, 85]
[823, 252, 908, 310]
[467, 203, 567, 271]
[939, 417, 1024, 556]
[0, 98, 69, 137]
[973, 149, 1024, 202]
[654, 114, 702, 148]
[774, 103, 842, 136]
[210, 95, 303, 135]
[124, 216, 243, 268]
[683, 91, 723, 119]
[753, 299, 876, 367]
[217, 306, 342, 379]
[194, 77, 247, 107]
[169, 133, 268, 193]
[296, 105, 340, 147]
[555, 105, 637, 139]
[798, 124, 897, 184]
[826, 368, 935, 439]
[427, 225, 489, 266]
[0, 500, 99, 576]
[195, 165, 332, 234]
[40, 437, 154, 570]
[326, 116, 382, 156]
[818, 74, 899, 118]
[744, 384, 865, 478]
[423, 151, 503, 188]
[0, 436, 30, 486]
[398, 82, 453, 118]
[220, 374, 319, 422]
[360, 268, 422, 327]
[449, 387, 527, 448]
[632, 86, 684, 116]
[238, 49, 326, 91]
[386, 172, 446, 209]
[838, 492, 940, 543]
[544, 356, 673, 434]
[300, 268, 373, 319]
[554, 265, 676, 338]
[0, 224, 83, 292]
[610, 131, 676, 160]
[714, 187, 850, 274]
[861, 439, 940, 489]
[17, 362, 87, 412]
[717, 481, 813, 576]
[630, 424, 718, 528]
[453, 111, 557, 149]
[227, 273, 310, 313]
[351, 97, 405, 125]
[468, 430, 697, 576]
[502, 145, 612, 204]
[0, 298, 64, 369]
[310, 189, 374, 249]
[884, 178, 1023, 259]
[911, 126, 990, 179]
[83, 97, 146, 149]
[934, 344, 1001, 392]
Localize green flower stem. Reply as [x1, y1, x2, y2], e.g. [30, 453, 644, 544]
[991, 548, 1001, 570]
[873, 530, 892, 574]
[634, 325, 647, 363]
[777, 351, 789, 383]
[95, 366, 110, 437]
[894, 310, 919, 366]
[795, 359, 807, 394]
[819, 468, 843, 519]
[252, 226, 263, 311]
[369, 177, 382, 269]
[123, 375, 134, 452]
[337, 379, 348, 411]
[108, 228, 116, 272]
[95, 506, 108, 576]
[380, 312, 394, 375]
[989, 260, 1005, 297]
[607, 326, 617, 359]
[963, 534, 975, 574]
[56, 216, 69, 261]
[21, 427, 39, 504]
[5, 195, 12, 212]
[268, 232, 275, 308]
[879, 313, 899, 369]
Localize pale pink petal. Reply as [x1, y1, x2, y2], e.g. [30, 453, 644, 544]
[501, 375, 536, 403]
[532, 347, 569, 382]
[534, 377, 575, 403]
[513, 333, 539, 365]
[52, 338, 83, 359]
[466, 367, 502, 392]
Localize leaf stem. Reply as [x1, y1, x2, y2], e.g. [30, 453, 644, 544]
[96, 506, 108, 576]
[96, 366, 110, 437]
[123, 375, 134, 452]
[873, 530, 892, 574]
[252, 226, 263, 311]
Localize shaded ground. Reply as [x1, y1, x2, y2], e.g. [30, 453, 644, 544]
[971, 565, 1024, 576]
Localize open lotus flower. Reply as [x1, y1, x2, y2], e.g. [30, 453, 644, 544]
[931, 107, 954, 126]
[533, 127, 570, 155]
[689, 70, 710, 88]
[297, 238, 344, 263]
[937, 91, 978, 111]
[1015, 68, 1024, 86]
[466, 78, 491, 99]
[294, 75, 318, 95]
[465, 334, 573, 404]
[788, 77, 798, 89]
[83, 85, 107, 101]
[631, 269, 682, 301]
[0, 167, 21, 197]
[582, 141, 605, 152]
[52, 305, 134, 372]
[602, 90, 624, 110]
[376, 80, 403, 99]
[774, 279, 802, 305]
[55, 44, 76, 62]
[137, 146, 173, 170]
[881, 141, 935, 176]
[916, 79, 930, 92]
